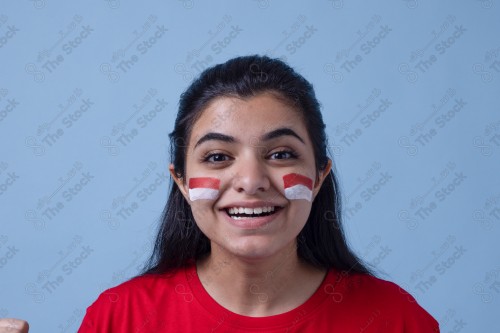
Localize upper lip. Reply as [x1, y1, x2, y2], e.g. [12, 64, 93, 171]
[219, 201, 285, 209]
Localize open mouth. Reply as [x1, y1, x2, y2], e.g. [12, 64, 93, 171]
[223, 206, 283, 220]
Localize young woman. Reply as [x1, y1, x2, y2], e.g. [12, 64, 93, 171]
[77, 55, 440, 332]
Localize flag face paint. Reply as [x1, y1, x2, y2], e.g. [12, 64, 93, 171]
[188, 177, 220, 201]
[283, 173, 313, 201]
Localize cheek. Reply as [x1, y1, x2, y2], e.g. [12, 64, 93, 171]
[186, 176, 221, 232]
[188, 177, 220, 201]
[189, 202, 217, 237]
[282, 173, 314, 202]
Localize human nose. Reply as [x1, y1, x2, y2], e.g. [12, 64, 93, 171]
[231, 153, 270, 195]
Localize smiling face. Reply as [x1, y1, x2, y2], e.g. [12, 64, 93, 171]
[170, 92, 331, 261]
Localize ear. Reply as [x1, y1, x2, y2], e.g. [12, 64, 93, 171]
[312, 159, 332, 200]
[169, 164, 190, 204]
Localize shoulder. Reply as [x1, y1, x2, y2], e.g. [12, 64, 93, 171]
[325, 270, 440, 331]
[78, 269, 187, 332]
[337, 271, 414, 303]
[92, 269, 184, 308]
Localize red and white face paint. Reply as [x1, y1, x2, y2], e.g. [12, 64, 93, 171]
[188, 177, 220, 201]
[283, 173, 313, 202]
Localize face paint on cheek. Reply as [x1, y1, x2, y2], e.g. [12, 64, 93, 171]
[188, 177, 221, 201]
[283, 173, 314, 202]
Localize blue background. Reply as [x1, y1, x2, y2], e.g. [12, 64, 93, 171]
[1, 0, 499, 331]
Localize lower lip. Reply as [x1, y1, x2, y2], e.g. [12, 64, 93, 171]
[221, 208, 283, 230]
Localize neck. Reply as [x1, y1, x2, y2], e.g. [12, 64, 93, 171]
[196, 241, 327, 317]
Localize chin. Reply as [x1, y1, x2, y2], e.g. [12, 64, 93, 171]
[221, 235, 294, 262]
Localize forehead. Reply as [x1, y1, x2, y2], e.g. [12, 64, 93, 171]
[189, 93, 307, 142]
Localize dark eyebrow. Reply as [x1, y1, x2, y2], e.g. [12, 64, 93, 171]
[261, 127, 305, 144]
[194, 132, 236, 149]
[194, 127, 305, 149]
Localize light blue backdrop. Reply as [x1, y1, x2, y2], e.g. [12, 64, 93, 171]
[1, 0, 499, 331]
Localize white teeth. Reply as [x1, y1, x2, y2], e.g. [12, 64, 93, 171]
[226, 206, 278, 216]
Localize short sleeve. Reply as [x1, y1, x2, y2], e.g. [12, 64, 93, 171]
[398, 285, 440, 332]
[77, 301, 96, 333]
[77, 290, 119, 333]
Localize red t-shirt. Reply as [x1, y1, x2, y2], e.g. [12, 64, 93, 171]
[78, 264, 439, 332]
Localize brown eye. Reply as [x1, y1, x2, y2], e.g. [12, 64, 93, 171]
[269, 150, 298, 160]
[204, 153, 230, 163]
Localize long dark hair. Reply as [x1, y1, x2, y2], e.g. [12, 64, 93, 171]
[142, 55, 373, 276]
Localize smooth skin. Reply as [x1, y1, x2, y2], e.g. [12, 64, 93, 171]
[0, 318, 29, 333]
[170, 92, 332, 317]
